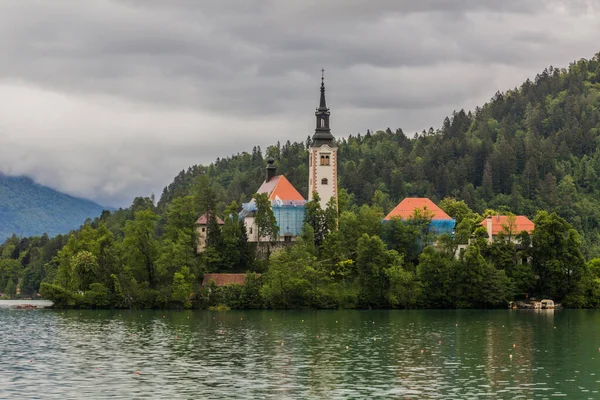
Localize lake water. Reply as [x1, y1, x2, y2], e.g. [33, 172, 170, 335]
[1, 304, 600, 399]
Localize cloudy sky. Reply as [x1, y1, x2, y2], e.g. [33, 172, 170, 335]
[0, 1, 599, 207]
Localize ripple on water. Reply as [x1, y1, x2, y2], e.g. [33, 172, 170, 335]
[1, 309, 600, 398]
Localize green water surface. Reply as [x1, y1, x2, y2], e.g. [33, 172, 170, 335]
[1, 306, 600, 399]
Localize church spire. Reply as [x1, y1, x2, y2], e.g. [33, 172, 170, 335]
[318, 68, 327, 110]
[313, 69, 334, 146]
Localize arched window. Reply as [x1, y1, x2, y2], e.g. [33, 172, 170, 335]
[321, 178, 328, 185]
[321, 118, 325, 128]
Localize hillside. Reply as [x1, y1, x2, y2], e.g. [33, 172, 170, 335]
[159, 54, 600, 255]
[0, 174, 107, 239]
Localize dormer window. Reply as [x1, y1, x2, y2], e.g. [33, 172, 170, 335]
[321, 178, 328, 185]
[320, 154, 330, 166]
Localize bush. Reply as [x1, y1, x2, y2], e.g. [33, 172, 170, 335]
[83, 283, 110, 308]
[40, 282, 79, 308]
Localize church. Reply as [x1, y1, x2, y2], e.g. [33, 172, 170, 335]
[240, 75, 338, 243]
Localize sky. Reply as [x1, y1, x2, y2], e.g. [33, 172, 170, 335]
[0, 0, 599, 207]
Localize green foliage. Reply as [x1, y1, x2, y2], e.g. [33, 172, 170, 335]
[417, 247, 456, 308]
[355, 234, 395, 307]
[123, 210, 160, 288]
[171, 266, 194, 308]
[254, 193, 279, 241]
[304, 192, 327, 247]
[531, 211, 586, 300]
[8, 54, 600, 309]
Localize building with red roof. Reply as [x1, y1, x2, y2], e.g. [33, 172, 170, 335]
[384, 197, 455, 236]
[240, 158, 306, 243]
[481, 215, 534, 243]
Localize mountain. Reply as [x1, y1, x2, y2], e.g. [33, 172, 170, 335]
[0, 174, 107, 239]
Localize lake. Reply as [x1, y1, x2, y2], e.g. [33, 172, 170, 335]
[1, 304, 600, 399]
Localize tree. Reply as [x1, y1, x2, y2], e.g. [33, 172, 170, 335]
[254, 193, 279, 242]
[171, 266, 195, 308]
[164, 196, 197, 246]
[219, 201, 247, 271]
[531, 211, 586, 300]
[382, 217, 421, 264]
[71, 250, 99, 292]
[123, 210, 160, 288]
[384, 254, 420, 308]
[305, 192, 327, 247]
[4, 278, 16, 298]
[454, 245, 487, 308]
[339, 205, 383, 255]
[355, 234, 389, 307]
[324, 196, 339, 233]
[417, 247, 455, 308]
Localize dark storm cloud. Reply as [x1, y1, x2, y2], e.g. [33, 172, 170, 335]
[0, 0, 598, 206]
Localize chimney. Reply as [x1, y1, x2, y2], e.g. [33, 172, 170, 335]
[266, 157, 276, 181]
[486, 216, 493, 243]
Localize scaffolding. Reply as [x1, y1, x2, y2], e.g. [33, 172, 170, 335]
[240, 199, 306, 237]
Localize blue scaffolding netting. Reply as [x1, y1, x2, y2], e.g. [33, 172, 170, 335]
[429, 219, 456, 236]
[240, 200, 306, 237]
[382, 218, 456, 236]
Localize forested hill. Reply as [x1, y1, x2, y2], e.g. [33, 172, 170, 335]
[159, 54, 600, 256]
[0, 175, 107, 239]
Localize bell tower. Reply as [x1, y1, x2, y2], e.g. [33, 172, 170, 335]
[308, 70, 337, 210]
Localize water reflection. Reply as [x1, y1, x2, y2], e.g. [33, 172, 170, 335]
[1, 309, 599, 398]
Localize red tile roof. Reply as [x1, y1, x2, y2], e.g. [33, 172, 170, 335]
[196, 214, 225, 225]
[481, 215, 535, 235]
[384, 198, 452, 221]
[202, 273, 259, 287]
[256, 175, 304, 201]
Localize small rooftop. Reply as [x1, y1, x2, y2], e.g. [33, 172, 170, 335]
[196, 214, 225, 225]
[482, 215, 534, 235]
[202, 273, 258, 287]
[384, 198, 452, 221]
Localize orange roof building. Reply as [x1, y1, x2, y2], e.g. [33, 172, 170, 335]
[383, 197, 455, 236]
[384, 198, 453, 221]
[240, 158, 306, 242]
[481, 215, 534, 243]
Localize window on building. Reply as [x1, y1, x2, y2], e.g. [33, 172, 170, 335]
[201, 227, 206, 233]
[321, 178, 328, 185]
[249, 227, 253, 235]
[284, 235, 292, 242]
[320, 154, 330, 166]
[321, 118, 325, 128]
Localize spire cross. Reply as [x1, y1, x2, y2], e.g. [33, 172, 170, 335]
[321, 68, 325, 80]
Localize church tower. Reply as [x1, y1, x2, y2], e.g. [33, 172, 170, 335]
[308, 72, 337, 210]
